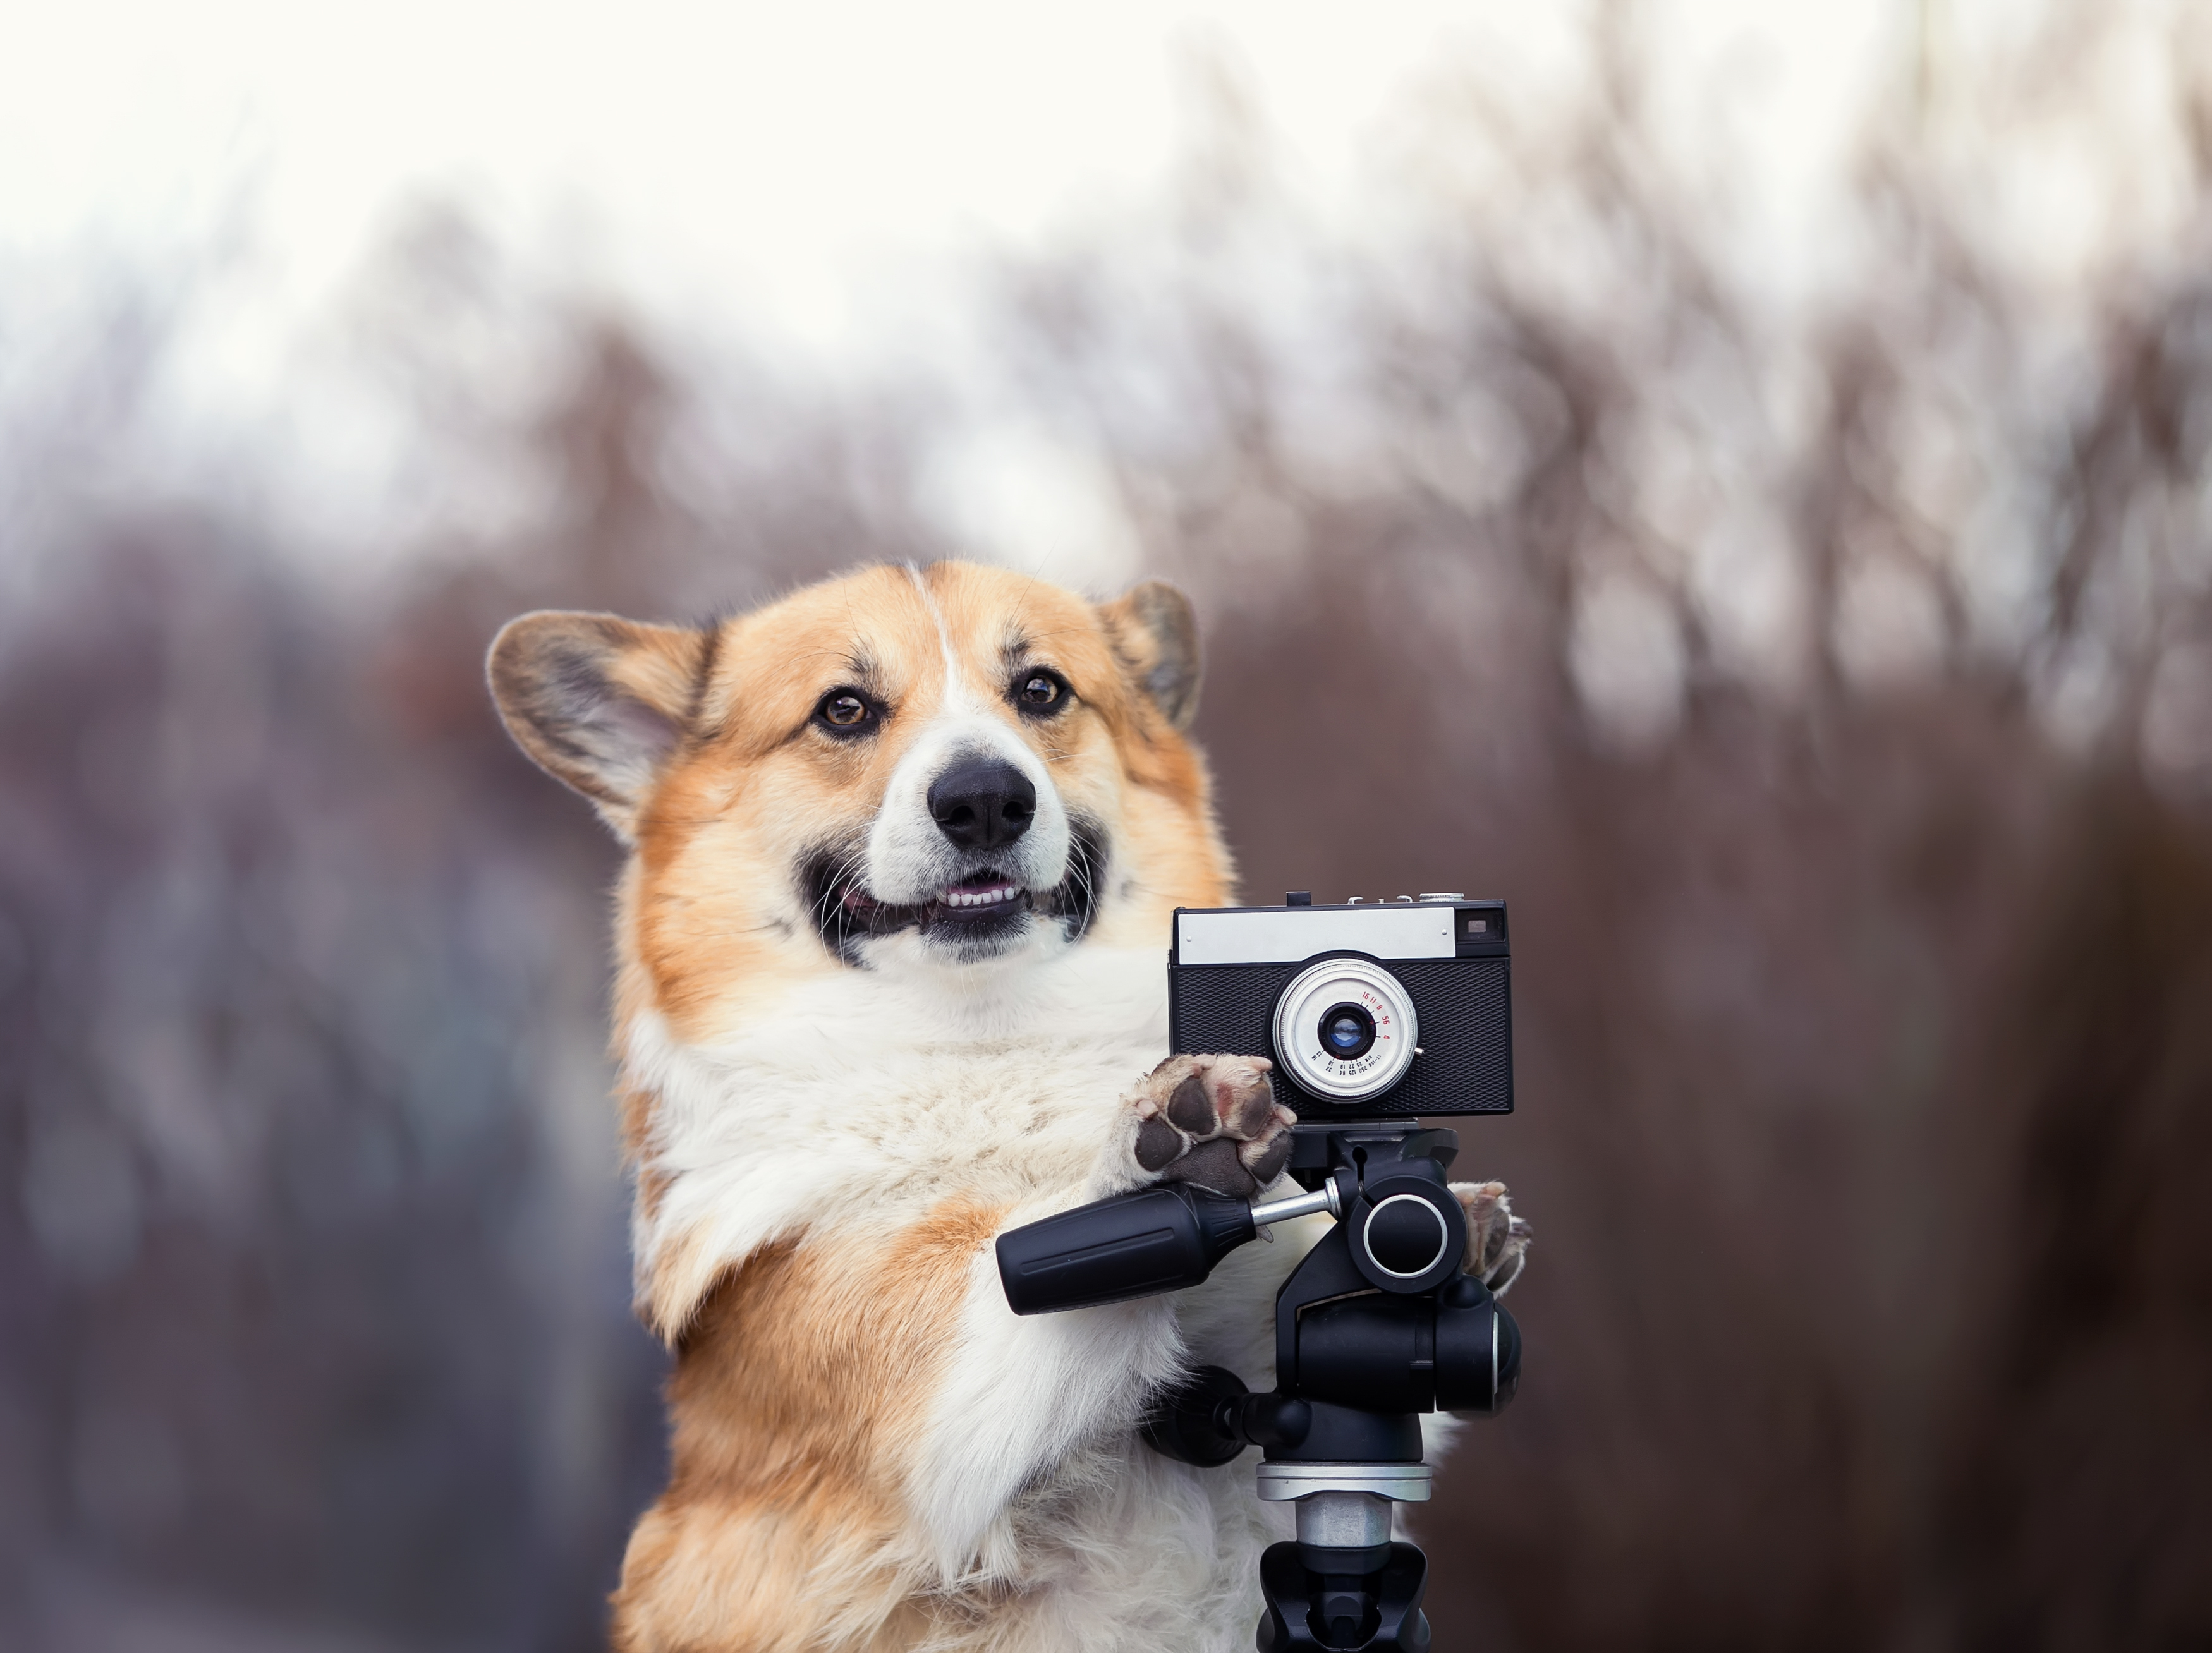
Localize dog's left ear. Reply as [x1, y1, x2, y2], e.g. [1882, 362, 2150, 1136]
[1099, 579, 1202, 731]
[487, 609, 708, 838]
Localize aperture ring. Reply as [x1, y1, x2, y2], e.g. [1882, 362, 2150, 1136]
[1270, 957, 1419, 1102]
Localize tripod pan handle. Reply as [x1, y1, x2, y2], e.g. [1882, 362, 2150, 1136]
[997, 1184, 1256, 1314]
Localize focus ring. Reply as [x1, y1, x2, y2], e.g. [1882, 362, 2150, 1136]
[1270, 957, 1419, 1101]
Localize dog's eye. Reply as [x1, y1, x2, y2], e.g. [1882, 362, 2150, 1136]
[815, 691, 876, 734]
[1015, 671, 1069, 714]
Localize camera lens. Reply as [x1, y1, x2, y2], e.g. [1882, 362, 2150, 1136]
[1271, 958, 1419, 1103]
[1320, 1003, 1376, 1060]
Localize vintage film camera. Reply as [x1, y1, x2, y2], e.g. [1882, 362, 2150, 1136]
[998, 892, 1520, 1651]
[1169, 892, 1512, 1120]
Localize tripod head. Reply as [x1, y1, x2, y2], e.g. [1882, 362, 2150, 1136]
[997, 1122, 1521, 1651]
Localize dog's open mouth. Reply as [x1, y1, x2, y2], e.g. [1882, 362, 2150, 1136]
[805, 825, 1105, 963]
[841, 872, 1028, 927]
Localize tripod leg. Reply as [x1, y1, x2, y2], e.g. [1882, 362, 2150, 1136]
[1257, 1539, 1430, 1652]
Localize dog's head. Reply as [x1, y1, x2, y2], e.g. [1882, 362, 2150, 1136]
[488, 562, 1232, 1041]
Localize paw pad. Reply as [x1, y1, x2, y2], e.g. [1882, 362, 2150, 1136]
[1128, 1054, 1296, 1199]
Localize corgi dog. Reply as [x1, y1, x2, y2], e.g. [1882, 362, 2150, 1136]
[487, 562, 1527, 1652]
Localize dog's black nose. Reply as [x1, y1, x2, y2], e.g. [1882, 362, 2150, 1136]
[928, 757, 1036, 850]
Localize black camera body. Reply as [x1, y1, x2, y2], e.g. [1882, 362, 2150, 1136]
[1169, 892, 1512, 1121]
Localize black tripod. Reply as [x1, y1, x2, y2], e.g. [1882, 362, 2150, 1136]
[997, 1123, 1521, 1652]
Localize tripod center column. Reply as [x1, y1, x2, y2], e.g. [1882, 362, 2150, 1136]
[1296, 1490, 1394, 1550]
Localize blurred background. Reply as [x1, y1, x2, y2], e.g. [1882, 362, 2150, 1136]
[4, 1, 2211, 1648]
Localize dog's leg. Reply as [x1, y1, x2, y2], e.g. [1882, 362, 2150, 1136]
[1450, 1180, 1532, 1294]
[906, 1054, 1292, 1582]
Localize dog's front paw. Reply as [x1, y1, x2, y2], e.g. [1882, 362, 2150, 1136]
[1452, 1181, 1531, 1295]
[1126, 1054, 1297, 1199]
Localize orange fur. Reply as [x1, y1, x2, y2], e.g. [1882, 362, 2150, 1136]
[616, 1202, 1006, 1652]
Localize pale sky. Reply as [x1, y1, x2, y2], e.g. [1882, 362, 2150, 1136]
[0, 1, 1916, 584]
[0, 2, 1911, 349]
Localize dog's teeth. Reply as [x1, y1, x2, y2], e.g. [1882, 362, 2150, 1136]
[944, 885, 1018, 909]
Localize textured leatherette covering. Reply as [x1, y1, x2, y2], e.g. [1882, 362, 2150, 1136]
[1168, 955, 1514, 1118]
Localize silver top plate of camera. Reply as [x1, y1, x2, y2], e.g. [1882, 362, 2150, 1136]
[1172, 904, 1456, 967]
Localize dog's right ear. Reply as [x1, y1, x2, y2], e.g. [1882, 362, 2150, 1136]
[487, 610, 708, 837]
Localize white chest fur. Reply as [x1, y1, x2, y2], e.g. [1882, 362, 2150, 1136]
[625, 945, 1179, 1300]
[621, 942, 1327, 1645]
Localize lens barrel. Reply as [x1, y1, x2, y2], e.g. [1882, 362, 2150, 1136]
[1271, 959, 1419, 1102]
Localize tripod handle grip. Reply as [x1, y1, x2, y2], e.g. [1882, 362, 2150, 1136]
[997, 1184, 1256, 1314]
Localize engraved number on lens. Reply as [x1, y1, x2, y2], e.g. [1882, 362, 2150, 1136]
[1271, 958, 1420, 1102]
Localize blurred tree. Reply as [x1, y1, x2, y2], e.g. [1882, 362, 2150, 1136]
[3, 4, 2209, 1650]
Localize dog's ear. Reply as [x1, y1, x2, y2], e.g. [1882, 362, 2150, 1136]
[1099, 579, 1202, 732]
[487, 610, 708, 833]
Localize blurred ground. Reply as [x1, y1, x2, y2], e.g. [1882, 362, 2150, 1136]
[4, 6, 2212, 1650]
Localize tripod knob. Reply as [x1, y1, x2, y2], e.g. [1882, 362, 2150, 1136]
[1361, 1194, 1454, 1277]
[1347, 1173, 1466, 1295]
